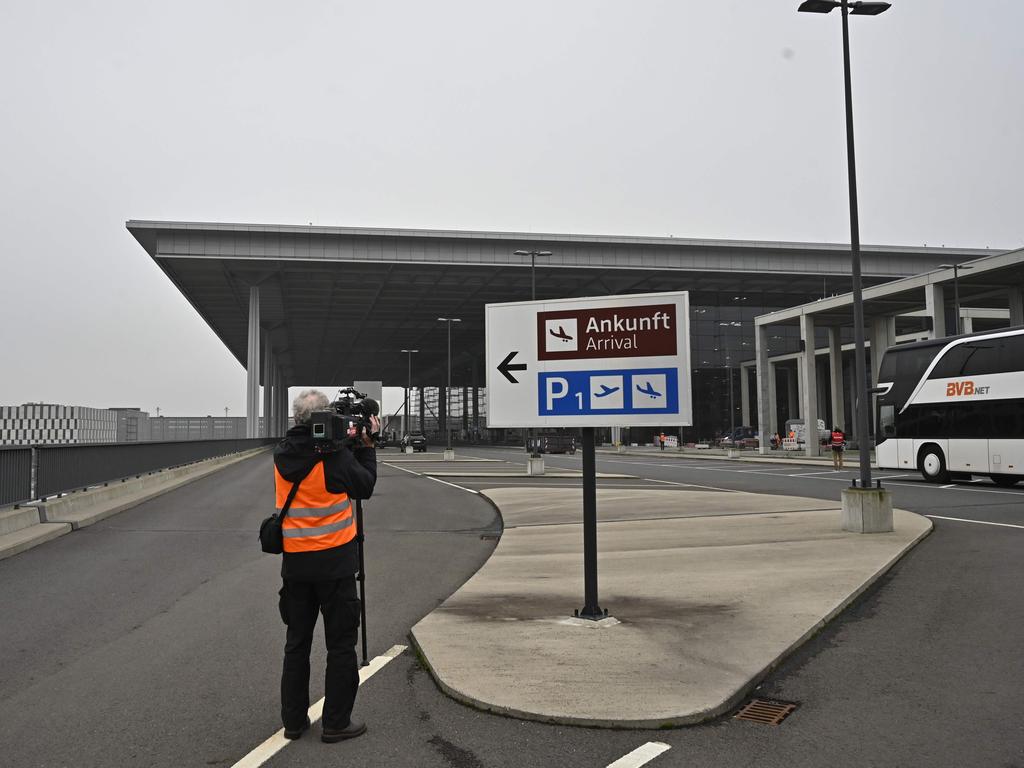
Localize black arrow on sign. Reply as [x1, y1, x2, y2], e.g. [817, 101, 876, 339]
[497, 351, 528, 384]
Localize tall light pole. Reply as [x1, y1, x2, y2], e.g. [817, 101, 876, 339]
[719, 321, 742, 440]
[799, 0, 890, 492]
[401, 349, 419, 437]
[940, 263, 973, 335]
[437, 318, 461, 451]
[514, 249, 552, 456]
[514, 249, 553, 305]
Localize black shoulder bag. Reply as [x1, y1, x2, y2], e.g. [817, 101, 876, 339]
[260, 462, 317, 554]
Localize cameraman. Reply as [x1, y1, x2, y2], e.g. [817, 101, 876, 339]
[273, 389, 379, 744]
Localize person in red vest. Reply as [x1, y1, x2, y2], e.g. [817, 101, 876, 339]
[274, 389, 379, 743]
[659, 432, 666, 451]
[830, 425, 846, 470]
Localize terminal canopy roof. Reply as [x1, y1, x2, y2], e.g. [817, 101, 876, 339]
[127, 220, 993, 387]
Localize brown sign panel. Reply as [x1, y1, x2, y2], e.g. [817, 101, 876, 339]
[537, 303, 677, 361]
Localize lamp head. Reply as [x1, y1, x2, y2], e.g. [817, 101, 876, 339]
[850, 2, 891, 15]
[798, 0, 838, 12]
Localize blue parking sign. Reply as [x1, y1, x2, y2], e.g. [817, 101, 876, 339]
[538, 368, 679, 416]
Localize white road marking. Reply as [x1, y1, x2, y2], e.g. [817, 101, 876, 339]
[646, 477, 736, 492]
[940, 484, 957, 489]
[606, 742, 671, 768]
[384, 462, 424, 476]
[926, 515, 1024, 530]
[231, 644, 406, 768]
[385, 461, 481, 494]
[426, 476, 480, 494]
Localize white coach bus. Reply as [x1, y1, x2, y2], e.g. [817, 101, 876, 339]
[874, 326, 1024, 486]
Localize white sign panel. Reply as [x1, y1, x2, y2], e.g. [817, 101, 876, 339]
[485, 291, 692, 428]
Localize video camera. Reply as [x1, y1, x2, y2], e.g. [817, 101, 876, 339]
[310, 387, 380, 452]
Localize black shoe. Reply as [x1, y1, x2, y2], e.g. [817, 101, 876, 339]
[283, 717, 311, 740]
[321, 720, 367, 743]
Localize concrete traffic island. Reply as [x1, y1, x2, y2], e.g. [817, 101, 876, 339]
[411, 486, 931, 728]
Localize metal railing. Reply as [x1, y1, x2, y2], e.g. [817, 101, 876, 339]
[0, 438, 276, 506]
[0, 447, 33, 507]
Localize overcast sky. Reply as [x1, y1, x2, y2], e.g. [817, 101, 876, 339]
[1, 1, 1021, 416]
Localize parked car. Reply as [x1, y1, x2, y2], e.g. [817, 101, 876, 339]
[402, 432, 428, 452]
[528, 432, 577, 454]
[720, 426, 758, 448]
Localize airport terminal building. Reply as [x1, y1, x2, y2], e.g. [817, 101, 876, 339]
[127, 220, 1020, 445]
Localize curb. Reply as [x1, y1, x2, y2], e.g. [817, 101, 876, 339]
[411, 497, 934, 729]
[597, 448, 875, 471]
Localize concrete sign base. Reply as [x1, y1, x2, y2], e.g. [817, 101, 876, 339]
[841, 487, 894, 533]
[526, 457, 545, 476]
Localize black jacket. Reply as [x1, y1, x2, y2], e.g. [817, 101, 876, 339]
[274, 424, 377, 582]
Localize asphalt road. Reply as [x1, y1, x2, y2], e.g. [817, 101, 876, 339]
[1, 447, 1021, 768]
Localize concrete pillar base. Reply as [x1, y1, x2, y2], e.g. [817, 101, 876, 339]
[727, 449, 740, 459]
[527, 457, 546, 476]
[841, 487, 894, 533]
[616, 444, 626, 453]
[443, 449, 456, 461]
[405, 446, 414, 454]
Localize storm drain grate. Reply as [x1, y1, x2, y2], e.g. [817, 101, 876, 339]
[733, 698, 799, 725]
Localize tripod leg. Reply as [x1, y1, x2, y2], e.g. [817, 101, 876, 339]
[355, 499, 369, 666]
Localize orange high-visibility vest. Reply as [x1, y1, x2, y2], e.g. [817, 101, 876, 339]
[274, 462, 356, 553]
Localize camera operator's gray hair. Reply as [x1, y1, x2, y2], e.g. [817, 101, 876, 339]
[292, 389, 330, 425]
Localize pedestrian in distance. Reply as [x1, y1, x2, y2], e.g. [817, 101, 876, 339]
[830, 425, 846, 470]
[273, 389, 379, 744]
[659, 432, 666, 451]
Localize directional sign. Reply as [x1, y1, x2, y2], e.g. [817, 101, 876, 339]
[485, 291, 692, 427]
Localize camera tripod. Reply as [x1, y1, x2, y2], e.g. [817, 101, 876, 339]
[354, 498, 369, 666]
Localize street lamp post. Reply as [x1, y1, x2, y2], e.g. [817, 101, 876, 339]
[720, 321, 742, 446]
[401, 349, 419, 439]
[514, 249, 552, 457]
[437, 318, 461, 454]
[940, 264, 973, 334]
[799, 0, 891, 492]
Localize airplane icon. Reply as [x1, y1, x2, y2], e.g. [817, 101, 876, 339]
[593, 384, 620, 398]
[636, 381, 662, 399]
[549, 325, 574, 342]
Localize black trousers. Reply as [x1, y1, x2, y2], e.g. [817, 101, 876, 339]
[279, 576, 361, 731]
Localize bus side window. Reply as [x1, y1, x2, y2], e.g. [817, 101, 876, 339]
[880, 405, 896, 438]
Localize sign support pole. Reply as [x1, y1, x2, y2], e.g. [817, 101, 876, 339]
[577, 427, 604, 620]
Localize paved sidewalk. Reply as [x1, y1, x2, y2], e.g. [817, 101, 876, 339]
[411, 485, 930, 727]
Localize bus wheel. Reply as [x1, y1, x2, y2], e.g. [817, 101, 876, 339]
[992, 474, 1020, 488]
[918, 446, 949, 483]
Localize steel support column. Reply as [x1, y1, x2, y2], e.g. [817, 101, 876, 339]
[740, 363, 752, 427]
[799, 314, 819, 457]
[1009, 286, 1024, 327]
[755, 324, 773, 454]
[870, 316, 896, 387]
[419, 388, 425, 433]
[925, 283, 946, 339]
[261, 337, 273, 438]
[827, 327, 846, 431]
[787, 366, 799, 422]
[246, 287, 260, 438]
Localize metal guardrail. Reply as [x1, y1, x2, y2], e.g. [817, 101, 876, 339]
[0, 438, 276, 505]
[0, 447, 33, 507]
